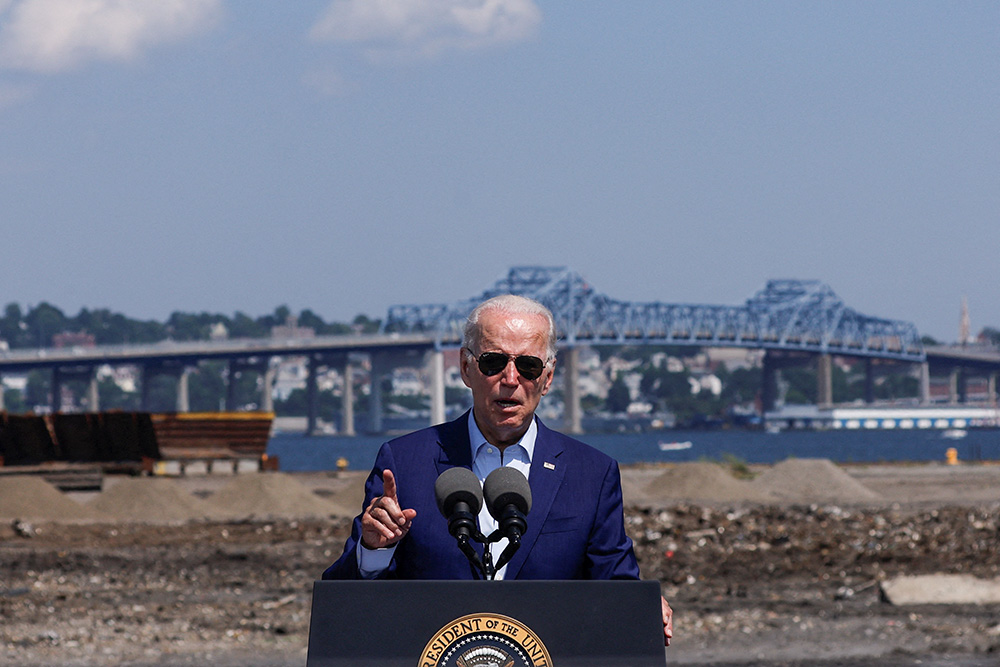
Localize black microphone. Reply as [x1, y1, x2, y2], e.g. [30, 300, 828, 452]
[434, 467, 486, 578]
[483, 467, 531, 572]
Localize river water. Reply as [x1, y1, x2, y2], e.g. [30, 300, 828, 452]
[267, 421, 1000, 472]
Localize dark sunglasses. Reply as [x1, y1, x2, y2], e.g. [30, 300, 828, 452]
[471, 351, 548, 381]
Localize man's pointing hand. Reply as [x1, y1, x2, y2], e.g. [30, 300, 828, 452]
[360, 469, 417, 550]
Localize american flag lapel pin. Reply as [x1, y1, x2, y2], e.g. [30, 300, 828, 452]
[543, 462, 556, 470]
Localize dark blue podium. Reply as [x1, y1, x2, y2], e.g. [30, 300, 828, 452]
[306, 579, 665, 666]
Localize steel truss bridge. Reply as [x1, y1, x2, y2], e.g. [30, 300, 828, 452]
[384, 266, 925, 362]
[3, 266, 996, 434]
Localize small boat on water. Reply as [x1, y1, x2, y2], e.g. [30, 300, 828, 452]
[658, 440, 693, 452]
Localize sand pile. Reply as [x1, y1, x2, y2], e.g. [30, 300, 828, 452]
[88, 477, 228, 523]
[753, 458, 882, 503]
[641, 462, 777, 504]
[207, 472, 340, 519]
[0, 475, 107, 522]
[621, 469, 660, 506]
[323, 473, 369, 518]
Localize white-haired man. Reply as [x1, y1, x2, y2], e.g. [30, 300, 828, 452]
[324, 295, 673, 645]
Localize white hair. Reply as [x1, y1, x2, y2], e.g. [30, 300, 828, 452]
[462, 294, 557, 361]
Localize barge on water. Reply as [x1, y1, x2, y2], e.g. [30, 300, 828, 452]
[0, 411, 275, 490]
[766, 405, 1000, 431]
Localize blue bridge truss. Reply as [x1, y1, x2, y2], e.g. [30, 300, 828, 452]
[382, 266, 925, 362]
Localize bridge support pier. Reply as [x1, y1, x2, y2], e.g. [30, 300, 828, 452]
[342, 359, 355, 436]
[761, 353, 780, 413]
[88, 374, 99, 412]
[428, 349, 445, 426]
[816, 354, 833, 408]
[919, 362, 931, 405]
[369, 353, 386, 434]
[306, 355, 320, 435]
[51, 366, 100, 412]
[562, 346, 582, 434]
[142, 362, 194, 412]
[948, 368, 960, 404]
[176, 368, 191, 412]
[261, 363, 276, 414]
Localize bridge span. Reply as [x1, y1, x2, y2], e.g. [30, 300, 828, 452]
[0, 332, 439, 435]
[1, 267, 997, 434]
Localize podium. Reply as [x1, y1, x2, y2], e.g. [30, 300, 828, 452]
[307, 579, 665, 666]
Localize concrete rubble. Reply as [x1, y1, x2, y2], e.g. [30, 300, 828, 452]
[881, 574, 1000, 606]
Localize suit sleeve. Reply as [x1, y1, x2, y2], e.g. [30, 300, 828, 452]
[321, 443, 395, 580]
[585, 459, 641, 580]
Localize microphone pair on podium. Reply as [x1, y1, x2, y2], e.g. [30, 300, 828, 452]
[434, 467, 532, 580]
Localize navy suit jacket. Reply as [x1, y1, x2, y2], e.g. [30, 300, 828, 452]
[322, 412, 639, 581]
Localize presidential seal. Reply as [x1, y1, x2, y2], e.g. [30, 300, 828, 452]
[419, 613, 552, 667]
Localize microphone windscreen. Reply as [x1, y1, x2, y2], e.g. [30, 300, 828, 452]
[434, 467, 483, 517]
[483, 466, 532, 518]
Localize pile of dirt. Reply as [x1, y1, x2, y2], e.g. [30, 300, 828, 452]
[641, 462, 777, 504]
[0, 475, 107, 522]
[207, 472, 340, 519]
[322, 473, 368, 518]
[752, 458, 882, 503]
[88, 477, 228, 523]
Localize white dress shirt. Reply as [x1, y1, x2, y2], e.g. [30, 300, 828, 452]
[468, 413, 535, 580]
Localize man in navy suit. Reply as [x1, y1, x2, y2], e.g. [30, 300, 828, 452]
[323, 295, 673, 645]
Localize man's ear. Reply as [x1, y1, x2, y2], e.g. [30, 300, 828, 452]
[540, 359, 556, 395]
[459, 351, 474, 388]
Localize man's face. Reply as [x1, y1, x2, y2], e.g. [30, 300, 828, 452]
[460, 309, 555, 449]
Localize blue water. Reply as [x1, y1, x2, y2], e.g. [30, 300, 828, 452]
[267, 427, 1000, 472]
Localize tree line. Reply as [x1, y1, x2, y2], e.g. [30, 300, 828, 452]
[0, 302, 380, 349]
[0, 302, 380, 416]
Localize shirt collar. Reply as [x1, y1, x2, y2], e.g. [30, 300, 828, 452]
[467, 410, 536, 463]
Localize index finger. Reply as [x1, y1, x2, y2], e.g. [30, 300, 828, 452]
[382, 469, 400, 502]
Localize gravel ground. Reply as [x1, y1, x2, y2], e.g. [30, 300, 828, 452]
[1, 461, 999, 666]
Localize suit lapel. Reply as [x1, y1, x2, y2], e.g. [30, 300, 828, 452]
[434, 411, 473, 476]
[431, 412, 483, 573]
[504, 419, 565, 579]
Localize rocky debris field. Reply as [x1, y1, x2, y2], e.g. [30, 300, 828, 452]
[1, 461, 999, 666]
[632, 503, 1000, 663]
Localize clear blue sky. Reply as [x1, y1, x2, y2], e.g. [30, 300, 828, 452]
[1, 1, 997, 342]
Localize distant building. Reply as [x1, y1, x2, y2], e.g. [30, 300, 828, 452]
[209, 322, 229, 341]
[689, 374, 722, 396]
[390, 368, 424, 396]
[271, 316, 315, 340]
[96, 364, 138, 393]
[52, 331, 96, 348]
[1, 373, 27, 393]
[706, 347, 764, 371]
